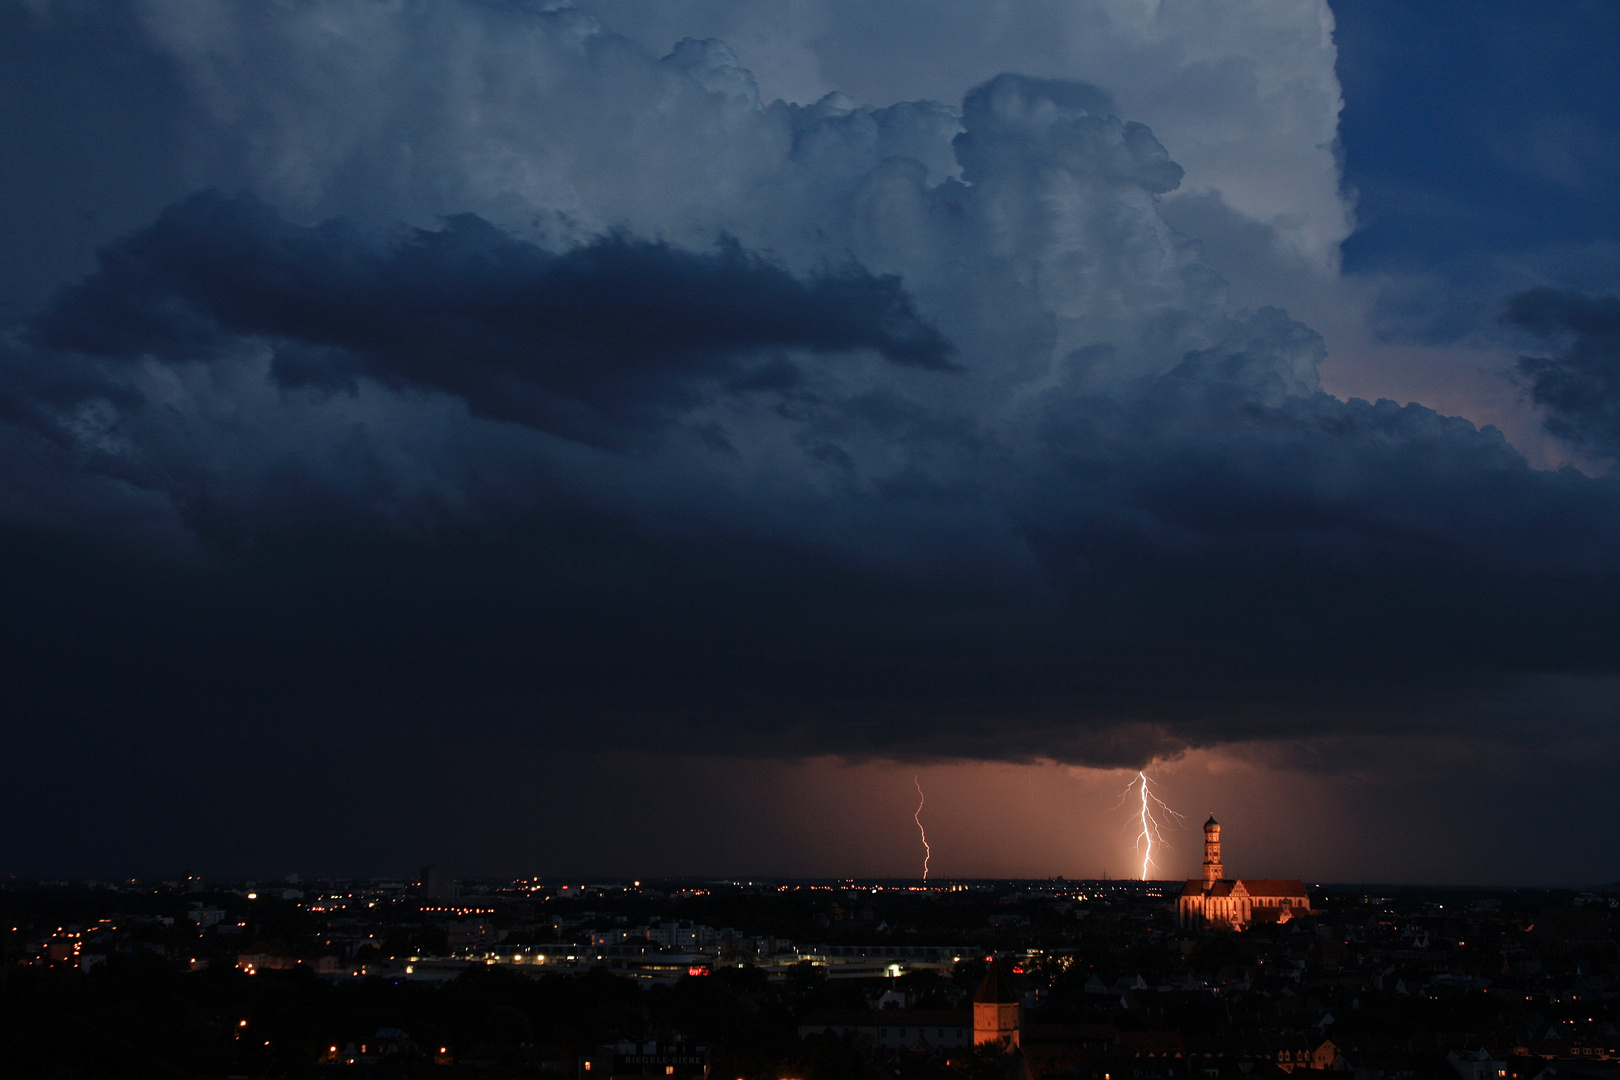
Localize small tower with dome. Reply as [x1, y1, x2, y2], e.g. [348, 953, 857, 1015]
[1202, 815, 1223, 882]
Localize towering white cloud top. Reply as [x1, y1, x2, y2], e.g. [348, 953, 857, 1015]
[133, 0, 1347, 273]
[577, 0, 1352, 271]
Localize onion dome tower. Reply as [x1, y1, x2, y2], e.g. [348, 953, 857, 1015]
[1202, 815, 1223, 883]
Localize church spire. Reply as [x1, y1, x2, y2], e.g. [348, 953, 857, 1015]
[1202, 814, 1223, 883]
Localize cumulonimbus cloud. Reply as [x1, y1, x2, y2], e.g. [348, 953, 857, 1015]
[4, 1, 1620, 775]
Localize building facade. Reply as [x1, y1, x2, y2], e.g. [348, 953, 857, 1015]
[1177, 816, 1310, 930]
[973, 959, 1021, 1047]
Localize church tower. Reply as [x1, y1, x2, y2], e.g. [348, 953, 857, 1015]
[1181, 814, 1309, 930]
[1202, 815, 1223, 883]
[973, 959, 1021, 1048]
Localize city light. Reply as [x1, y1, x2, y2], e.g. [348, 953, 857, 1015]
[0, 871, 1581, 1074]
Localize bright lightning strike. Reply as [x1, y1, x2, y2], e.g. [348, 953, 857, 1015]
[913, 776, 931, 882]
[1116, 771, 1185, 880]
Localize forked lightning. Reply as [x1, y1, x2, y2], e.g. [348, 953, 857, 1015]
[1119, 770, 1185, 880]
[913, 776, 931, 882]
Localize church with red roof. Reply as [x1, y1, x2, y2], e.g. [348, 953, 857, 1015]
[1177, 816, 1311, 930]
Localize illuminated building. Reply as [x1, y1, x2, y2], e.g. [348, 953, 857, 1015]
[601, 1041, 709, 1078]
[973, 959, 1021, 1047]
[1177, 816, 1310, 930]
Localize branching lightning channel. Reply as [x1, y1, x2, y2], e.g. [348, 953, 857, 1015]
[1115, 770, 1185, 880]
[913, 776, 931, 882]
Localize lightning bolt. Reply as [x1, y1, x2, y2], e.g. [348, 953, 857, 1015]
[1115, 770, 1185, 880]
[913, 776, 931, 882]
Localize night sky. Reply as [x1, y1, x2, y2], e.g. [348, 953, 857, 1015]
[3, 0, 1618, 886]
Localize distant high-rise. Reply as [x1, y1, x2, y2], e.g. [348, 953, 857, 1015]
[420, 865, 457, 900]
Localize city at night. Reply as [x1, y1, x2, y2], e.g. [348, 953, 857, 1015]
[2, 0, 1619, 1076]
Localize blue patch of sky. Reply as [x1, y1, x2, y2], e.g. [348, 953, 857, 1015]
[1331, 0, 1620, 313]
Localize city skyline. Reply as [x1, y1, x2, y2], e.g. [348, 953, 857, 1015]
[15, 756, 1616, 889]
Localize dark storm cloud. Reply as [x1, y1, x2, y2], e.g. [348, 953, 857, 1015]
[1505, 288, 1620, 457]
[34, 192, 951, 448]
[6, 0, 1620, 822]
[9, 257, 1620, 772]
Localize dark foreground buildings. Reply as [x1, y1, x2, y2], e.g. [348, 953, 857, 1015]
[5, 868, 1620, 1080]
